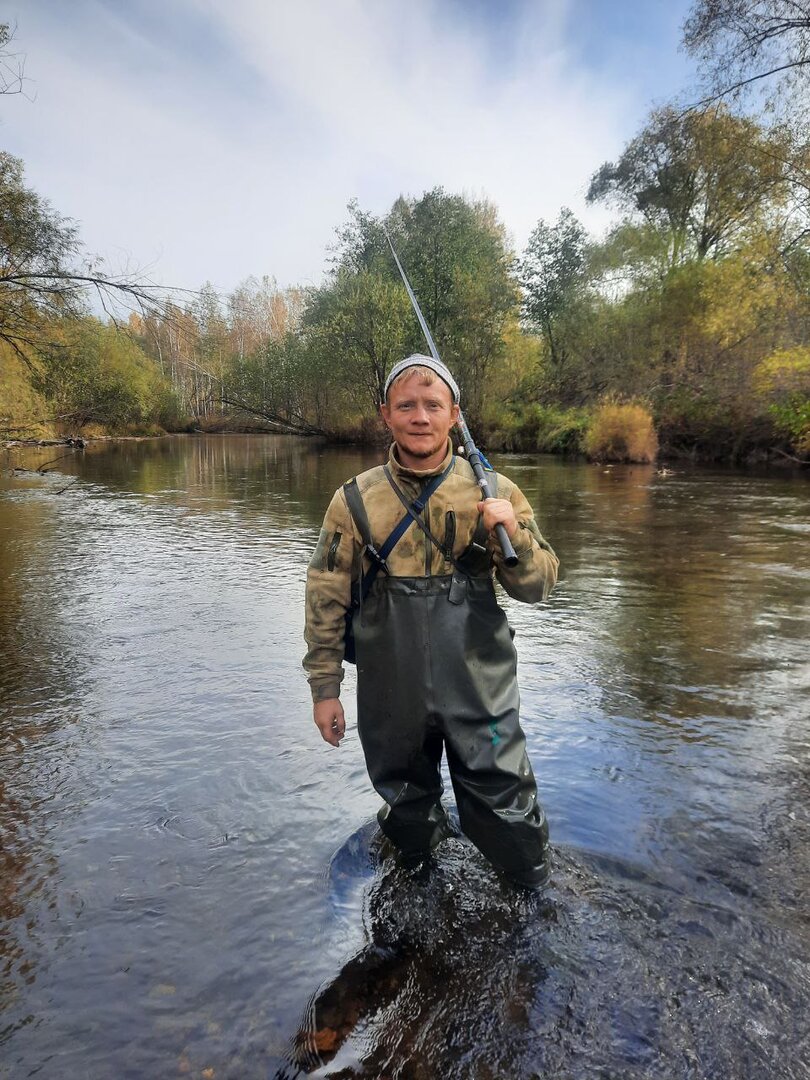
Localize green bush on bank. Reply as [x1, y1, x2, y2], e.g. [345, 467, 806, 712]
[30, 319, 182, 436]
[754, 347, 810, 455]
[483, 402, 589, 454]
[0, 344, 52, 439]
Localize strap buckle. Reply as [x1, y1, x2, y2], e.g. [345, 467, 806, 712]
[363, 543, 389, 575]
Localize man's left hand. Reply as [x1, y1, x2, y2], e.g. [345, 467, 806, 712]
[477, 498, 518, 539]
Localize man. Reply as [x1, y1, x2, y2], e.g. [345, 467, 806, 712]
[303, 354, 559, 888]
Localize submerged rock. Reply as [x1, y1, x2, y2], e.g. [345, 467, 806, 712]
[284, 823, 810, 1079]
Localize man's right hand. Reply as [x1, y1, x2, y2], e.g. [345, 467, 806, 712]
[313, 698, 345, 747]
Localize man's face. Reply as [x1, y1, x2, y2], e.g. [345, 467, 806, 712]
[380, 373, 460, 469]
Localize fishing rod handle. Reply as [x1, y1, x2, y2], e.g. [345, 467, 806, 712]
[495, 522, 519, 567]
[477, 473, 519, 567]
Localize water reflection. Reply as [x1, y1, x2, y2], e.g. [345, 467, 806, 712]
[1, 437, 808, 1078]
[24, 435, 382, 530]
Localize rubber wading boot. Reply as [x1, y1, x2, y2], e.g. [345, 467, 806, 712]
[378, 811, 458, 870]
[506, 849, 552, 891]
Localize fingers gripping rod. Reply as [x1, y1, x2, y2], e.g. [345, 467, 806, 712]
[383, 228, 518, 567]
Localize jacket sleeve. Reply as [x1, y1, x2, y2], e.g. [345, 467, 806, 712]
[303, 488, 358, 703]
[490, 475, 559, 603]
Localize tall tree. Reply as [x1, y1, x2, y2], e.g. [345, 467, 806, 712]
[227, 276, 304, 361]
[324, 189, 518, 419]
[587, 106, 794, 266]
[519, 208, 588, 369]
[303, 268, 411, 411]
[0, 151, 82, 362]
[0, 149, 178, 382]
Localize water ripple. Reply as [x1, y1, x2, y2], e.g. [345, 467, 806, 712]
[1, 439, 809, 1078]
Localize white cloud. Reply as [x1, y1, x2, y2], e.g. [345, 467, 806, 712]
[1, 0, 680, 297]
[209, 0, 626, 239]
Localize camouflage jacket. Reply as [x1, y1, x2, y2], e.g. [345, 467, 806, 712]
[303, 440, 559, 703]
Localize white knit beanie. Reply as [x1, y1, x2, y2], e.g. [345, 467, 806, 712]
[384, 354, 460, 403]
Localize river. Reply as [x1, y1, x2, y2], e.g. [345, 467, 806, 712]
[1, 435, 808, 1079]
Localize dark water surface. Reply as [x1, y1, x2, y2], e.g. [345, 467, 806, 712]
[1, 436, 808, 1079]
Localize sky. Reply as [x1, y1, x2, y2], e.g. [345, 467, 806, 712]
[1, 0, 699, 297]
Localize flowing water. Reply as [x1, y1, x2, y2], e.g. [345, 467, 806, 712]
[1, 435, 808, 1079]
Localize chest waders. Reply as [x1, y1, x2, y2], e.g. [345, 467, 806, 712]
[344, 469, 550, 889]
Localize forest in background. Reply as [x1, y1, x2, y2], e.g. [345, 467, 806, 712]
[1, 4, 809, 464]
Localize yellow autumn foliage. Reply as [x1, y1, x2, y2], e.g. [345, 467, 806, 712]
[584, 401, 659, 463]
[753, 347, 810, 452]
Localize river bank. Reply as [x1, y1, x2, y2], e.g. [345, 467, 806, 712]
[3, 330, 807, 467]
[4, 424, 808, 477]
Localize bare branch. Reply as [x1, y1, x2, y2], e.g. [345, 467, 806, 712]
[682, 58, 810, 108]
[219, 395, 325, 436]
[682, 0, 810, 110]
[0, 21, 32, 100]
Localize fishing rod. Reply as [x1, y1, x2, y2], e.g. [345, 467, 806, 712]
[383, 228, 518, 567]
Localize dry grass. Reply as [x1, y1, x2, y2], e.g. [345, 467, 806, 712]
[584, 401, 659, 463]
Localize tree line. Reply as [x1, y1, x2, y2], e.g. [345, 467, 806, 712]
[2, 3, 809, 461]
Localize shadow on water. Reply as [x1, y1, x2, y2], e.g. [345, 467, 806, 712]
[279, 820, 810, 1080]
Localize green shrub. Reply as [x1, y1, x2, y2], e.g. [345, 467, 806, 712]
[30, 318, 180, 434]
[0, 342, 52, 438]
[481, 403, 521, 449]
[584, 401, 658, 463]
[521, 403, 589, 453]
[483, 401, 588, 454]
[754, 347, 810, 454]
